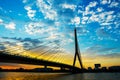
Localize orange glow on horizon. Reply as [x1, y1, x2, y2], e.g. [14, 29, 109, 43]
[1, 56, 119, 69]
[1, 45, 120, 69]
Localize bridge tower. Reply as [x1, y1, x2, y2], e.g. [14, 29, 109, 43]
[73, 28, 83, 69]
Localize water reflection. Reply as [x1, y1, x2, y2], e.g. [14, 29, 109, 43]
[56, 73, 120, 80]
[0, 72, 120, 80]
[56, 73, 85, 80]
[0, 72, 68, 80]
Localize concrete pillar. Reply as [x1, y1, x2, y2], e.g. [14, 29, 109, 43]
[44, 65, 47, 69]
[61, 67, 65, 70]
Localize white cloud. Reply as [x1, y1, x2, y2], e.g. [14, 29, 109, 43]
[97, 7, 103, 12]
[101, 0, 112, 5]
[98, 11, 114, 23]
[85, 6, 89, 11]
[89, 14, 99, 22]
[81, 21, 86, 24]
[24, 6, 36, 20]
[68, 39, 73, 43]
[77, 0, 118, 28]
[107, 26, 112, 30]
[89, 10, 114, 24]
[71, 16, 80, 25]
[78, 10, 83, 14]
[84, 1, 97, 15]
[101, 0, 108, 5]
[85, 1, 97, 12]
[106, 15, 113, 22]
[109, 2, 119, 7]
[81, 16, 89, 24]
[45, 10, 57, 20]
[25, 22, 58, 35]
[36, 0, 57, 20]
[61, 3, 76, 11]
[99, 13, 106, 20]
[80, 1, 116, 26]
[83, 10, 95, 16]
[4, 22, 16, 30]
[101, 22, 112, 26]
[25, 22, 44, 34]
[105, 11, 114, 15]
[0, 19, 3, 24]
[0, 19, 16, 30]
[55, 22, 60, 27]
[46, 27, 58, 32]
[88, 1, 97, 7]
[24, 6, 31, 10]
[23, 0, 27, 3]
[82, 16, 89, 21]
[78, 0, 116, 26]
[46, 32, 58, 40]
[84, 1, 97, 16]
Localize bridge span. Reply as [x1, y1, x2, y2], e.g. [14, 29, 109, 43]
[0, 28, 83, 73]
[0, 51, 82, 73]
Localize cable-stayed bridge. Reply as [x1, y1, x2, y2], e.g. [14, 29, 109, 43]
[0, 28, 83, 73]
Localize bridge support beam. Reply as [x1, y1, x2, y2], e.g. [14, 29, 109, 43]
[60, 67, 65, 71]
[73, 28, 83, 69]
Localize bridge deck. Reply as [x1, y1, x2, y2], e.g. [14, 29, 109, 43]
[0, 51, 81, 72]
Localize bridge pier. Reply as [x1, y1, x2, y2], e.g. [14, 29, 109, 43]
[73, 28, 83, 70]
[61, 67, 65, 70]
[44, 65, 47, 69]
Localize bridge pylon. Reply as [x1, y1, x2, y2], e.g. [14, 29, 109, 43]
[73, 28, 83, 69]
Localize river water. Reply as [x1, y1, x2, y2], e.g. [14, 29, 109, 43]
[0, 72, 120, 80]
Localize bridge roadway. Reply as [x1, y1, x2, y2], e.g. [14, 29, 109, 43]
[0, 51, 81, 73]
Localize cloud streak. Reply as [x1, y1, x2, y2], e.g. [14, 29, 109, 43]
[84, 45, 118, 55]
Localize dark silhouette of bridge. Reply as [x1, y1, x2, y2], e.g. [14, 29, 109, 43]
[0, 28, 83, 73]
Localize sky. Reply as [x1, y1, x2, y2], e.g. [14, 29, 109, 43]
[0, 0, 120, 69]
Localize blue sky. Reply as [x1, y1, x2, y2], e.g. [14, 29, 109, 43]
[0, 0, 120, 68]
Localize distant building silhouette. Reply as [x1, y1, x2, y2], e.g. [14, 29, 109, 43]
[108, 66, 120, 71]
[94, 64, 101, 70]
[101, 67, 107, 70]
[88, 67, 92, 71]
[0, 67, 2, 70]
